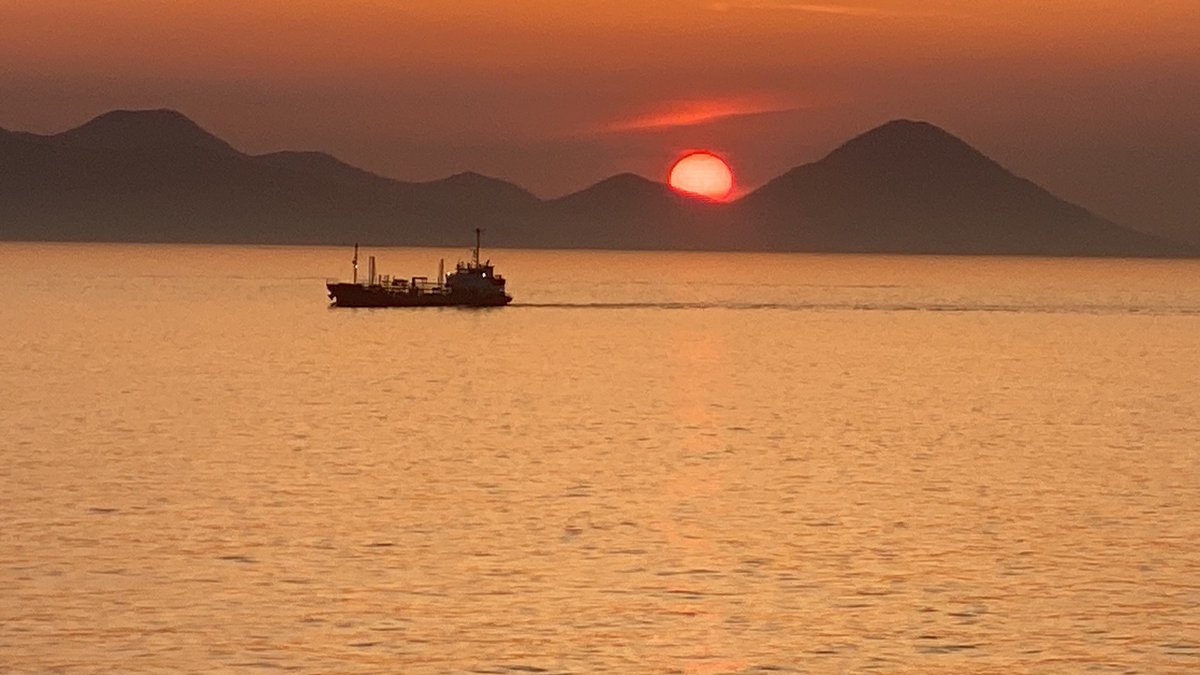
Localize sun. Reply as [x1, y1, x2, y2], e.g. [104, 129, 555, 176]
[668, 151, 734, 201]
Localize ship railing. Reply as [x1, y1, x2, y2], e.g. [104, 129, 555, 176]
[325, 277, 451, 294]
[410, 279, 450, 293]
[325, 277, 389, 287]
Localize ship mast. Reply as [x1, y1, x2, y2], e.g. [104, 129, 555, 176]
[473, 228, 481, 266]
[353, 243, 359, 284]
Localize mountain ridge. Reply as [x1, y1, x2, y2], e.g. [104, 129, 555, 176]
[51, 109, 239, 155]
[0, 108, 1192, 256]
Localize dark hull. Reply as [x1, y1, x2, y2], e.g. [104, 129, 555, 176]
[327, 283, 511, 308]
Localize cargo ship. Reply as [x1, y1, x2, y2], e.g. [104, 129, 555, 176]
[326, 229, 512, 307]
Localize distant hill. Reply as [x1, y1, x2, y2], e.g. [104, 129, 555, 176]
[49, 109, 239, 156]
[0, 109, 1192, 256]
[0, 110, 536, 246]
[736, 120, 1184, 256]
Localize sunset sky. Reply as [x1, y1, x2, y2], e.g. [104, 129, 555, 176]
[3, 0, 1197, 238]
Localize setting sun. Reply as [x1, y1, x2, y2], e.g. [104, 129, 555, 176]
[668, 151, 734, 201]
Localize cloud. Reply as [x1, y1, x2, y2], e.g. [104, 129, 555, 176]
[710, 2, 951, 19]
[599, 98, 807, 134]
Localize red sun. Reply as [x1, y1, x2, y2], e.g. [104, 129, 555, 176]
[668, 151, 734, 201]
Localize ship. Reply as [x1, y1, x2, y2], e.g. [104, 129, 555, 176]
[326, 229, 513, 307]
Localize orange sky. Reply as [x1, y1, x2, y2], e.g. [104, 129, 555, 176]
[2, 0, 1198, 236]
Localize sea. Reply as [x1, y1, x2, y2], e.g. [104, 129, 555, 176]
[2, 242, 1199, 673]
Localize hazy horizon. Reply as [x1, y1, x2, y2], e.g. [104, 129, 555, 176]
[3, 0, 1197, 241]
[0, 108, 966, 198]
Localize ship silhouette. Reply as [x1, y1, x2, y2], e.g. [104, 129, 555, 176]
[326, 229, 512, 307]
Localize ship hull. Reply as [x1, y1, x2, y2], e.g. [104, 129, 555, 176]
[327, 283, 512, 308]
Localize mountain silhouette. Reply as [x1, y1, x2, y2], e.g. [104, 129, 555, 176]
[53, 109, 238, 156]
[738, 119, 1180, 255]
[0, 109, 1192, 256]
[256, 150, 398, 188]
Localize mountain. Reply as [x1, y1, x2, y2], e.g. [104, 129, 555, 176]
[255, 150, 397, 188]
[0, 109, 1192, 256]
[536, 173, 735, 249]
[50, 109, 238, 156]
[736, 120, 1183, 256]
[0, 110, 537, 246]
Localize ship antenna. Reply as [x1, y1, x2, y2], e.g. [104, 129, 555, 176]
[474, 228, 482, 266]
[352, 243, 359, 284]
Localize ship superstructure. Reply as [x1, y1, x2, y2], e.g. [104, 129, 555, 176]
[326, 229, 512, 307]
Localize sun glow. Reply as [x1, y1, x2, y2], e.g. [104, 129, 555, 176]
[668, 151, 734, 201]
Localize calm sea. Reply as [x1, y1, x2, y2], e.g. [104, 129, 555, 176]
[2, 242, 1199, 673]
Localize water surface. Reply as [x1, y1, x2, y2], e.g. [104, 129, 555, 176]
[2, 243, 1198, 672]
